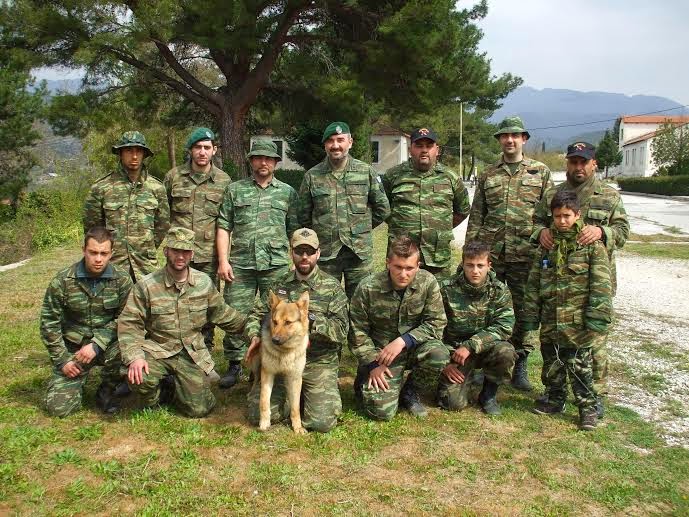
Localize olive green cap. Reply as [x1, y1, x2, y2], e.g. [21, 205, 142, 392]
[246, 139, 281, 161]
[291, 228, 319, 249]
[186, 127, 215, 149]
[321, 121, 350, 143]
[493, 116, 530, 140]
[166, 226, 195, 251]
[111, 131, 154, 157]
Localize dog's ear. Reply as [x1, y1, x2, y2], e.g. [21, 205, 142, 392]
[268, 291, 282, 311]
[296, 290, 309, 312]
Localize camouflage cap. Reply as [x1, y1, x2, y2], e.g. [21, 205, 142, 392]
[166, 226, 195, 251]
[291, 228, 319, 249]
[111, 131, 154, 157]
[322, 121, 351, 143]
[246, 139, 281, 161]
[186, 127, 216, 149]
[493, 116, 530, 140]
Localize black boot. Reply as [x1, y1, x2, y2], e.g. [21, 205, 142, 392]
[478, 379, 501, 416]
[511, 354, 533, 391]
[159, 375, 175, 405]
[112, 381, 131, 398]
[219, 362, 242, 389]
[595, 396, 605, 419]
[400, 376, 427, 418]
[579, 406, 598, 431]
[95, 384, 119, 414]
[535, 386, 550, 404]
[353, 366, 368, 406]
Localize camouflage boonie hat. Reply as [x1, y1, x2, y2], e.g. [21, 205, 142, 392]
[246, 139, 281, 161]
[186, 127, 215, 149]
[112, 131, 154, 157]
[493, 116, 530, 140]
[322, 121, 351, 143]
[166, 227, 195, 251]
[291, 228, 319, 249]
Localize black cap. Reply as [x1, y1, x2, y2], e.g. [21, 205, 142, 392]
[410, 127, 438, 144]
[566, 142, 596, 160]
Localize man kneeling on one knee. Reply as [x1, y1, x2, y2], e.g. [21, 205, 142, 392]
[437, 241, 516, 415]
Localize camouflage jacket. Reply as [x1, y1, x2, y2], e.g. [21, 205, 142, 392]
[218, 177, 299, 271]
[523, 241, 613, 348]
[83, 166, 170, 281]
[531, 178, 629, 293]
[118, 267, 246, 374]
[164, 163, 231, 264]
[298, 156, 390, 261]
[245, 266, 349, 365]
[383, 160, 470, 268]
[440, 270, 514, 354]
[349, 269, 447, 365]
[40, 260, 132, 368]
[466, 156, 552, 264]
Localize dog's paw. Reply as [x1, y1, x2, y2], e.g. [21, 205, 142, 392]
[292, 426, 307, 435]
[258, 421, 271, 432]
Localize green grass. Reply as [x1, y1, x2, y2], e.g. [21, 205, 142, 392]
[623, 242, 689, 260]
[1, 233, 689, 514]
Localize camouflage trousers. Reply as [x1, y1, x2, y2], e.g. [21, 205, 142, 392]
[493, 260, 540, 355]
[540, 341, 596, 409]
[191, 260, 219, 349]
[319, 246, 371, 299]
[45, 342, 121, 417]
[437, 341, 516, 411]
[222, 265, 288, 362]
[357, 340, 449, 421]
[129, 349, 215, 418]
[246, 359, 342, 433]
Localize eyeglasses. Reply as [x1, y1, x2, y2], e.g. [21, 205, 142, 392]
[293, 246, 318, 257]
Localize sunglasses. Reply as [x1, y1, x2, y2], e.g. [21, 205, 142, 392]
[293, 246, 318, 256]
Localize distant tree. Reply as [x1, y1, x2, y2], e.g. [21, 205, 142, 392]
[652, 121, 689, 176]
[596, 130, 622, 177]
[285, 124, 324, 170]
[612, 117, 622, 144]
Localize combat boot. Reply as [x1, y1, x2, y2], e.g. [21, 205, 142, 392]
[353, 366, 368, 407]
[578, 407, 598, 431]
[478, 379, 501, 416]
[532, 399, 565, 415]
[511, 353, 533, 391]
[95, 384, 119, 414]
[400, 377, 427, 418]
[112, 381, 131, 398]
[159, 374, 175, 405]
[595, 396, 605, 419]
[219, 362, 242, 389]
[535, 387, 550, 404]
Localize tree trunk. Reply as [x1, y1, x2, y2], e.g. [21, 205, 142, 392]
[219, 107, 249, 179]
[166, 131, 176, 169]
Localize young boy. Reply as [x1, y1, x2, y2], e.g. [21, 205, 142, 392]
[523, 191, 612, 430]
[437, 241, 516, 415]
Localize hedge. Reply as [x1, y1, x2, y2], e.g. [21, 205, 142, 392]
[617, 175, 689, 196]
[275, 169, 305, 191]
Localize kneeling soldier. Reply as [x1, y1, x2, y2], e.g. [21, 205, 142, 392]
[437, 241, 516, 415]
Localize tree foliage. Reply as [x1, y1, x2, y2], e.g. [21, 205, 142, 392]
[651, 121, 689, 176]
[596, 129, 622, 175]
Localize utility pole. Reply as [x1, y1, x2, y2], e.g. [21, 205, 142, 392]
[459, 102, 463, 178]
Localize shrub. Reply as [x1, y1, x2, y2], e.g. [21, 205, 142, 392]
[275, 169, 305, 191]
[616, 175, 689, 196]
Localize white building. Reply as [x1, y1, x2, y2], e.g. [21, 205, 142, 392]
[616, 115, 689, 177]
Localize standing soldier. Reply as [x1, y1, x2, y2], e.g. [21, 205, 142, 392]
[164, 127, 231, 348]
[41, 227, 132, 416]
[532, 142, 629, 416]
[466, 116, 552, 391]
[83, 131, 170, 282]
[383, 127, 470, 281]
[118, 227, 246, 418]
[298, 121, 390, 298]
[216, 139, 299, 389]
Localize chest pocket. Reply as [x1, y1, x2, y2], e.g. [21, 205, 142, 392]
[587, 208, 609, 225]
[484, 176, 503, 206]
[102, 287, 121, 311]
[391, 182, 418, 204]
[271, 198, 289, 219]
[567, 261, 590, 275]
[520, 176, 542, 204]
[103, 201, 124, 230]
[137, 195, 158, 211]
[312, 187, 331, 215]
[171, 188, 192, 213]
[204, 192, 223, 217]
[188, 296, 208, 328]
[233, 199, 254, 225]
[150, 303, 176, 330]
[346, 182, 368, 214]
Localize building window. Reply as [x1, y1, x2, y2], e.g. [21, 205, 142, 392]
[371, 141, 380, 163]
[632, 148, 636, 166]
[272, 140, 284, 161]
[625, 150, 629, 165]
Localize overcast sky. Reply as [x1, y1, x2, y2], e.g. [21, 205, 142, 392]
[475, 0, 689, 106]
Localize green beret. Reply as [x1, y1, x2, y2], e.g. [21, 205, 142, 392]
[321, 121, 351, 143]
[166, 227, 195, 251]
[493, 116, 530, 140]
[186, 127, 215, 149]
[246, 139, 281, 161]
[111, 131, 153, 157]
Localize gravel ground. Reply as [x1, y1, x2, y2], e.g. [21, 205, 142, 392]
[609, 251, 689, 447]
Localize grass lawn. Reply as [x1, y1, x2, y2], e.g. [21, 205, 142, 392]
[1, 228, 688, 515]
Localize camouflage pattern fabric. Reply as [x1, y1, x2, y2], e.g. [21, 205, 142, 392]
[83, 166, 170, 282]
[541, 331, 607, 397]
[318, 246, 371, 299]
[298, 155, 390, 262]
[491, 261, 538, 354]
[164, 162, 231, 265]
[217, 177, 299, 271]
[540, 344, 596, 409]
[382, 159, 470, 269]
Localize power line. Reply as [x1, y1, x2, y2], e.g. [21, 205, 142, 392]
[527, 104, 689, 131]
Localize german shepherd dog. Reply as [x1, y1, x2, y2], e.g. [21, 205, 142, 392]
[251, 290, 309, 434]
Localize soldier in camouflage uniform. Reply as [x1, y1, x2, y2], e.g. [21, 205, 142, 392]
[216, 139, 299, 388]
[41, 227, 132, 416]
[164, 128, 231, 348]
[438, 241, 516, 415]
[466, 116, 553, 391]
[532, 141, 629, 416]
[244, 228, 349, 432]
[83, 131, 170, 282]
[383, 127, 470, 281]
[298, 121, 390, 298]
[118, 227, 246, 418]
[349, 236, 449, 420]
[523, 191, 612, 431]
